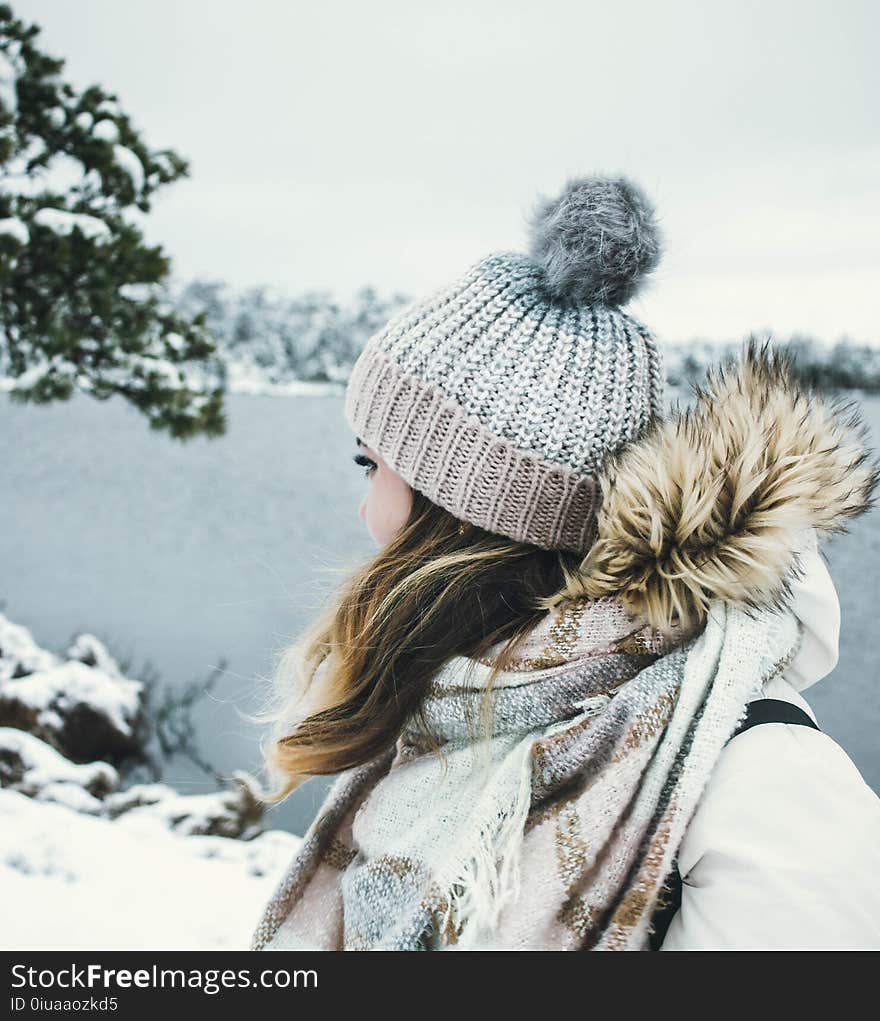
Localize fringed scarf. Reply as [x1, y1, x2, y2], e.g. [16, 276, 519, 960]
[250, 593, 801, 950]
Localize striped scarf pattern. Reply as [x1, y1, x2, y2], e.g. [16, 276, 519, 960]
[250, 592, 801, 951]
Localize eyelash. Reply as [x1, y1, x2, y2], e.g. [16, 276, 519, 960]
[353, 453, 378, 477]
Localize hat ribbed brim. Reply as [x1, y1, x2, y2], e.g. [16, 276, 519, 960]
[344, 345, 601, 554]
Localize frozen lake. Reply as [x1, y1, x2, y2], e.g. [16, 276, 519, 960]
[2, 387, 878, 835]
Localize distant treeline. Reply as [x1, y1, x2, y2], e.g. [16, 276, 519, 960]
[172, 278, 410, 386]
[173, 279, 880, 393]
[665, 336, 880, 392]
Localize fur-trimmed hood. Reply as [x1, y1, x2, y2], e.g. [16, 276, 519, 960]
[570, 336, 880, 637]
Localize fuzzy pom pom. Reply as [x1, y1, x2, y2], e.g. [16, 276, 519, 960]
[526, 175, 663, 307]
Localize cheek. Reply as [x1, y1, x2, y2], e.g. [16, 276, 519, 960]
[363, 471, 412, 543]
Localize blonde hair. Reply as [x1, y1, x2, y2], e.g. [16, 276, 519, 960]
[252, 488, 587, 804]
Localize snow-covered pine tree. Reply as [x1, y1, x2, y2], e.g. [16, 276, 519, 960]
[0, 3, 226, 439]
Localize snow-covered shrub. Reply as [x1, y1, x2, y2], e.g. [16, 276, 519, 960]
[106, 769, 265, 840]
[0, 727, 119, 815]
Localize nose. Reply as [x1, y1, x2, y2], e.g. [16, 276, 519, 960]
[359, 496, 366, 521]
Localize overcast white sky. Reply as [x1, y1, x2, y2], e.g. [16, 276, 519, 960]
[15, 0, 879, 344]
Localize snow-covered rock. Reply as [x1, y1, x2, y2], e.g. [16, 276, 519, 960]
[0, 613, 145, 766]
[1, 710, 272, 839]
[0, 789, 302, 949]
[0, 659, 144, 764]
[0, 611, 269, 833]
[0, 727, 119, 805]
[100, 781, 175, 816]
[64, 632, 128, 682]
[33, 781, 105, 815]
[0, 612, 62, 681]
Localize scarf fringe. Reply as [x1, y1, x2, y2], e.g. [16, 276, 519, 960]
[435, 738, 536, 950]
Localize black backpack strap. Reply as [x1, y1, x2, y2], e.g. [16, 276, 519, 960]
[647, 697, 820, 950]
[732, 697, 819, 736]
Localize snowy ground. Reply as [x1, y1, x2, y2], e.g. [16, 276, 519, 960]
[0, 787, 301, 950]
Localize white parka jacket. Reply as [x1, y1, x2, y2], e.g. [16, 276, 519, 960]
[660, 529, 880, 950]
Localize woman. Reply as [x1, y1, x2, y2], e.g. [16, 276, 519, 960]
[250, 175, 880, 950]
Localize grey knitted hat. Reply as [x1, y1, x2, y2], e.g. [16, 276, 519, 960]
[343, 175, 666, 555]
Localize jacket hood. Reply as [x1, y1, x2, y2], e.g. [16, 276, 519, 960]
[571, 336, 880, 640]
[777, 527, 841, 692]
